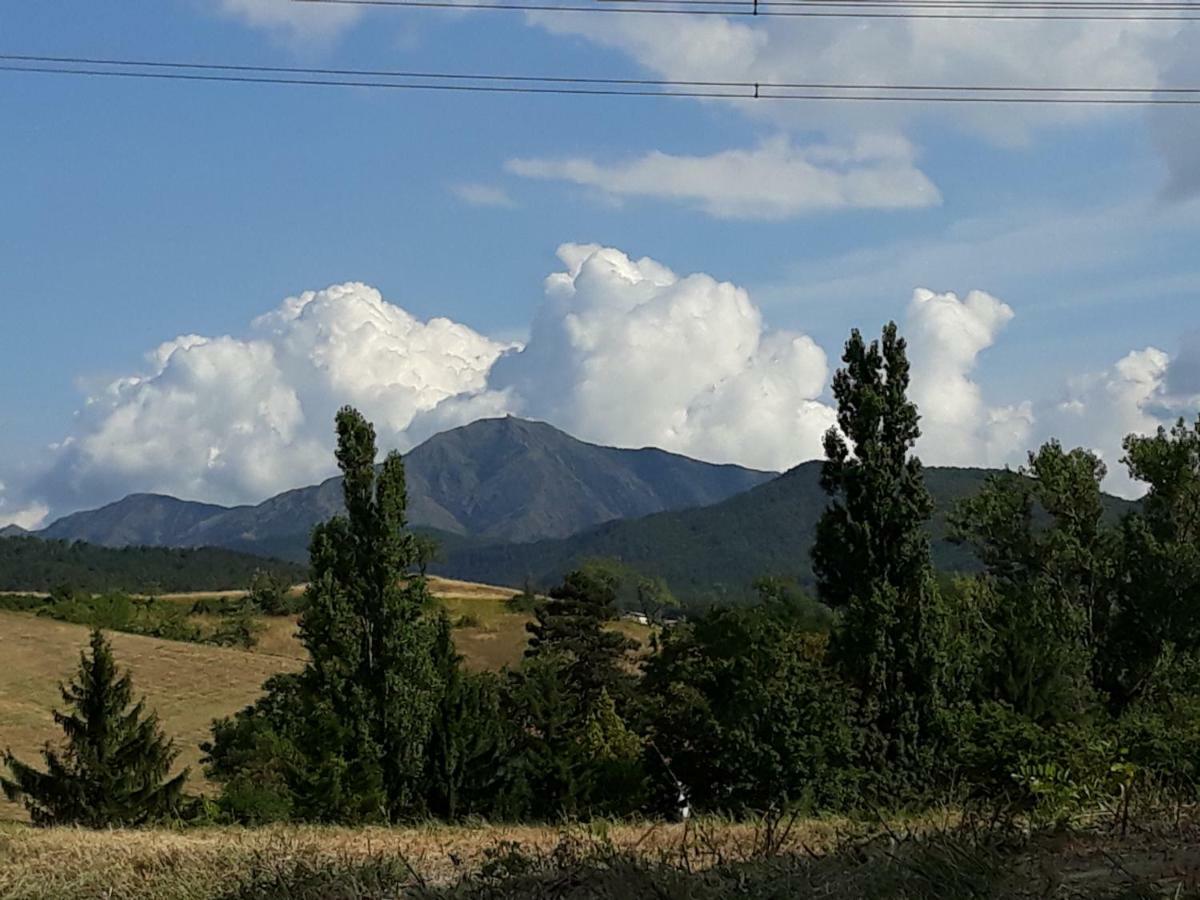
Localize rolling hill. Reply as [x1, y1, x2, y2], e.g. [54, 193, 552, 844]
[430, 463, 1138, 602]
[39, 416, 775, 557]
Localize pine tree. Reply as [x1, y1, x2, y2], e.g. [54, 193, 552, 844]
[423, 611, 505, 820]
[2, 629, 186, 827]
[812, 322, 948, 772]
[526, 568, 636, 708]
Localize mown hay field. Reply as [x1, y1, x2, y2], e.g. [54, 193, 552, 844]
[0, 579, 651, 821]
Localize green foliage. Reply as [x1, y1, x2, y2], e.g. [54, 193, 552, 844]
[205, 407, 444, 823]
[505, 576, 540, 613]
[951, 442, 1115, 722]
[1106, 418, 1200, 706]
[0, 587, 263, 648]
[525, 568, 637, 708]
[813, 322, 952, 774]
[498, 655, 647, 818]
[246, 569, 301, 616]
[423, 612, 507, 819]
[643, 601, 860, 815]
[0, 536, 303, 593]
[412, 533, 443, 577]
[1, 629, 187, 826]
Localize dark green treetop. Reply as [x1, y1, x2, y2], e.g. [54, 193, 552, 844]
[525, 567, 637, 708]
[812, 322, 949, 773]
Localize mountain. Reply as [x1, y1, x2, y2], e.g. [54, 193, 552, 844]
[38, 417, 777, 557]
[431, 463, 1138, 602]
[41, 494, 231, 547]
[0, 524, 29, 538]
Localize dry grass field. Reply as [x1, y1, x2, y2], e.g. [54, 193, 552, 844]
[0, 578, 651, 823]
[1, 815, 1198, 899]
[0, 610, 305, 821]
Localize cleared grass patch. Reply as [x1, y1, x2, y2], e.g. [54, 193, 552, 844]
[0, 611, 303, 821]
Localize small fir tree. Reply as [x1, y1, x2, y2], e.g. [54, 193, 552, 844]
[2, 629, 186, 826]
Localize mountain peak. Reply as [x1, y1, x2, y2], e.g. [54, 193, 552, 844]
[39, 417, 778, 556]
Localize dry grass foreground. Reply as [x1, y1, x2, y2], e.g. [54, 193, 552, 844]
[0, 819, 848, 900]
[2, 817, 1199, 900]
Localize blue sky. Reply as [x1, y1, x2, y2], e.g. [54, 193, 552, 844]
[2, 0, 1200, 525]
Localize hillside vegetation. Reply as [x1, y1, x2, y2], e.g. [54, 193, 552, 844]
[433, 463, 1135, 601]
[0, 575, 651, 821]
[0, 537, 304, 593]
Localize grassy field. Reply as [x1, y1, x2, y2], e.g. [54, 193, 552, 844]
[1, 815, 1197, 899]
[0, 577, 651, 822]
[0, 610, 305, 820]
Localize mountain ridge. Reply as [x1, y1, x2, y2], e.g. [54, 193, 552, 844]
[38, 416, 776, 554]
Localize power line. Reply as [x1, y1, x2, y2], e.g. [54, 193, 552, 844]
[4, 55, 1200, 103]
[2, 53, 1196, 95]
[290, 0, 1200, 20]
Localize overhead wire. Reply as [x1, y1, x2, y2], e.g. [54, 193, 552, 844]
[289, 0, 1200, 21]
[3, 53, 1200, 103]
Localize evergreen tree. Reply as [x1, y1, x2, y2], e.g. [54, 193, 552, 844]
[525, 567, 636, 708]
[812, 322, 949, 772]
[2, 629, 186, 826]
[643, 601, 859, 815]
[423, 611, 506, 820]
[205, 407, 442, 822]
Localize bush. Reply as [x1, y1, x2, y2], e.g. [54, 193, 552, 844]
[642, 602, 861, 816]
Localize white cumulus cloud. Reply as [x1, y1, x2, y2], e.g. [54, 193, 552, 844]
[35, 283, 512, 512]
[507, 136, 940, 220]
[9, 247, 1199, 520]
[905, 287, 1031, 467]
[1035, 345, 1193, 497]
[483, 243, 837, 468]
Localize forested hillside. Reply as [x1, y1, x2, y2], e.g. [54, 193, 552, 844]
[0, 537, 304, 593]
[432, 463, 1136, 600]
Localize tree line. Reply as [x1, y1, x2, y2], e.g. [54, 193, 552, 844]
[6, 321, 1200, 826]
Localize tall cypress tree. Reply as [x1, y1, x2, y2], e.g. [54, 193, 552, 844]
[204, 407, 442, 823]
[297, 406, 441, 820]
[2, 629, 186, 827]
[812, 323, 948, 772]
